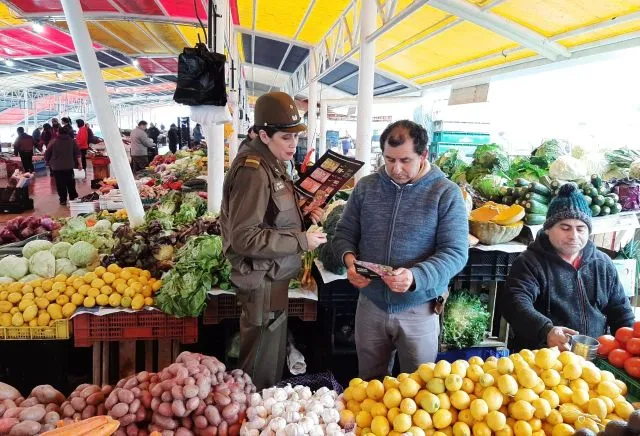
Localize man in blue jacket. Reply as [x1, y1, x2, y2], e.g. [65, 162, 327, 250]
[502, 183, 634, 352]
[332, 120, 469, 379]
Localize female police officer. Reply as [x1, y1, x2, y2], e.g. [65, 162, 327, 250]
[220, 92, 326, 389]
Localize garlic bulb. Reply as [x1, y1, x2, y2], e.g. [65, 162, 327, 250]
[263, 397, 276, 412]
[322, 408, 340, 424]
[308, 425, 324, 436]
[250, 393, 263, 407]
[259, 430, 275, 436]
[283, 384, 295, 395]
[285, 402, 301, 413]
[326, 423, 343, 436]
[319, 393, 335, 408]
[283, 411, 301, 423]
[315, 387, 330, 397]
[284, 423, 305, 436]
[271, 402, 285, 417]
[269, 416, 287, 431]
[298, 387, 312, 401]
[262, 388, 275, 400]
[273, 388, 288, 402]
[299, 417, 315, 433]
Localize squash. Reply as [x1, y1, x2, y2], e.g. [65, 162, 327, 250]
[490, 204, 525, 226]
[469, 202, 509, 222]
[461, 187, 473, 214]
[469, 220, 524, 245]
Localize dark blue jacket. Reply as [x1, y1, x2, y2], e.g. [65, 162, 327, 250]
[503, 231, 634, 351]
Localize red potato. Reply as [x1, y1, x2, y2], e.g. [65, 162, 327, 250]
[183, 386, 199, 400]
[14, 398, 23, 407]
[181, 417, 193, 430]
[97, 404, 107, 416]
[222, 404, 240, 422]
[151, 384, 164, 398]
[18, 399, 38, 408]
[18, 406, 45, 422]
[30, 385, 65, 405]
[228, 423, 240, 436]
[213, 393, 230, 407]
[80, 385, 101, 398]
[73, 412, 81, 421]
[171, 400, 187, 417]
[41, 423, 55, 432]
[197, 427, 218, 436]
[229, 393, 245, 404]
[152, 413, 178, 430]
[129, 398, 141, 414]
[131, 387, 142, 397]
[110, 402, 130, 419]
[175, 428, 194, 436]
[0, 417, 19, 433]
[204, 406, 221, 426]
[86, 391, 105, 406]
[61, 404, 75, 417]
[158, 402, 174, 417]
[102, 385, 114, 395]
[218, 421, 228, 436]
[3, 408, 23, 419]
[70, 396, 86, 412]
[185, 378, 195, 386]
[193, 415, 208, 429]
[118, 390, 135, 404]
[172, 386, 185, 401]
[45, 403, 59, 413]
[8, 420, 41, 436]
[105, 392, 119, 410]
[0, 383, 21, 402]
[185, 397, 199, 413]
[126, 423, 140, 436]
[137, 371, 151, 383]
[0, 403, 6, 416]
[162, 392, 173, 403]
[120, 413, 136, 426]
[194, 401, 206, 416]
[151, 397, 161, 411]
[135, 406, 148, 423]
[81, 405, 96, 420]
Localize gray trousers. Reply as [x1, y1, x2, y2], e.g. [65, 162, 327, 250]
[355, 294, 439, 380]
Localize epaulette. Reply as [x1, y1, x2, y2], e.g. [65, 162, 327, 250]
[243, 155, 261, 169]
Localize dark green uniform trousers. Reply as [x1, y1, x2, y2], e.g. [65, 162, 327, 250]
[238, 279, 289, 390]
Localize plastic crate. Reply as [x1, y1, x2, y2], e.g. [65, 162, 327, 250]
[202, 294, 317, 324]
[455, 249, 521, 282]
[594, 357, 640, 401]
[73, 311, 198, 347]
[0, 319, 70, 340]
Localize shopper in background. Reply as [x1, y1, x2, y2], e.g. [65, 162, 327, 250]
[61, 117, 74, 138]
[333, 120, 469, 380]
[51, 118, 61, 139]
[168, 123, 179, 154]
[75, 119, 93, 173]
[146, 123, 160, 159]
[193, 123, 203, 145]
[130, 121, 155, 172]
[220, 92, 326, 390]
[40, 123, 53, 149]
[13, 127, 35, 173]
[31, 126, 41, 149]
[45, 125, 81, 205]
[502, 183, 634, 351]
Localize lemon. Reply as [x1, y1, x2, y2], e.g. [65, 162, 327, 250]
[468, 356, 484, 366]
[600, 370, 615, 382]
[450, 390, 471, 410]
[371, 402, 388, 418]
[461, 378, 474, 394]
[571, 389, 589, 407]
[367, 379, 385, 401]
[534, 349, 557, 370]
[393, 413, 412, 433]
[580, 366, 601, 385]
[472, 422, 491, 436]
[427, 378, 446, 395]
[586, 398, 607, 421]
[357, 410, 373, 428]
[400, 398, 417, 415]
[353, 383, 368, 402]
[387, 407, 400, 423]
[614, 380, 628, 396]
[481, 386, 503, 411]
[452, 360, 469, 377]
[615, 401, 634, 420]
[452, 422, 471, 436]
[553, 385, 573, 404]
[537, 390, 559, 410]
[560, 363, 581, 381]
[362, 399, 377, 412]
[420, 392, 440, 413]
[496, 426, 514, 436]
[418, 364, 435, 383]
[515, 388, 538, 403]
[546, 409, 563, 426]
[596, 381, 621, 398]
[514, 420, 533, 436]
[400, 378, 422, 398]
[486, 410, 506, 432]
[551, 424, 574, 436]
[598, 395, 615, 414]
[434, 361, 452, 378]
[558, 404, 582, 424]
[340, 410, 355, 427]
[574, 417, 599, 433]
[433, 409, 452, 430]
[569, 379, 589, 392]
[470, 399, 488, 421]
[457, 409, 474, 426]
[108, 293, 121, 308]
[398, 373, 410, 382]
[408, 427, 426, 436]
[510, 400, 535, 421]
[93, 266, 106, 277]
[498, 374, 518, 396]
[83, 296, 95, 308]
[517, 368, 539, 389]
[529, 398, 550, 420]
[410, 409, 431, 429]
[371, 415, 391, 436]
[445, 374, 463, 392]
[478, 373, 494, 388]
[466, 364, 484, 382]
[438, 393, 451, 410]
[384, 389, 402, 409]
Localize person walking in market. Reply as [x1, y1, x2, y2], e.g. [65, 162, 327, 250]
[75, 119, 93, 173]
[220, 91, 327, 390]
[502, 183, 634, 352]
[31, 125, 41, 149]
[332, 120, 469, 380]
[130, 121, 155, 172]
[147, 123, 160, 159]
[13, 127, 35, 173]
[193, 123, 203, 146]
[167, 123, 179, 154]
[44, 124, 81, 205]
[40, 123, 53, 149]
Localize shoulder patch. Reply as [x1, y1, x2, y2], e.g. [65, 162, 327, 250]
[243, 155, 262, 169]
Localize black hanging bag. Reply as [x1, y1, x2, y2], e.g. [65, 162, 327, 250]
[173, 42, 227, 106]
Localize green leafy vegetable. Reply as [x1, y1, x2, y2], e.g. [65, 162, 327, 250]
[442, 290, 490, 349]
[317, 204, 346, 275]
[473, 143, 510, 172]
[155, 235, 231, 317]
[533, 139, 566, 169]
[507, 157, 548, 183]
[434, 149, 469, 178]
[471, 174, 508, 198]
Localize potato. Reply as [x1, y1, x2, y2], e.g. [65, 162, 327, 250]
[193, 415, 208, 429]
[70, 396, 86, 412]
[97, 404, 107, 416]
[129, 399, 141, 414]
[62, 404, 75, 417]
[171, 385, 184, 401]
[151, 384, 163, 398]
[126, 423, 139, 436]
[213, 393, 231, 407]
[185, 397, 199, 413]
[0, 383, 21, 401]
[18, 406, 45, 422]
[102, 385, 114, 395]
[124, 378, 138, 390]
[157, 402, 173, 418]
[31, 385, 64, 405]
[171, 400, 186, 418]
[80, 385, 100, 399]
[45, 403, 59, 413]
[222, 403, 240, 422]
[161, 392, 172, 403]
[151, 397, 160, 412]
[18, 398, 38, 408]
[3, 407, 23, 419]
[230, 392, 246, 404]
[218, 421, 228, 436]
[137, 371, 151, 383]
[204, 405, 221, 426]
[86, 391, 105, 406]
[118, 389, 135, 404]
[140, 391, 152, 409]
[175, 428, 194, 436]
[131, 387, 142, 397]
[0, 417, 19, 434]
[105, 391, 119, 410]
[151, 413, 177, 430]
[8, 420, 41, 436]
[135, 407, 148, 422]
[228, 423, 240, 436]
[81, 405, 96, 420]
[182, 385, 198, 400]
[120, 413, 136, 427]
[110, 402, 129, 419]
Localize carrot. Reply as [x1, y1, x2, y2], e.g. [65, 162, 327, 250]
[40, 416, 110, 435]
[86, 218, 96, 227]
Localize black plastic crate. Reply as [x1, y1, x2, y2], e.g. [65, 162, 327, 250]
[0, 187, 33, 214]
[313, 264, 359, 306]
[455, 249, 520, 282]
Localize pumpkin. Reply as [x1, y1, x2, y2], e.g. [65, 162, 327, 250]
[469, 202, 510, 222]
[469, 220, 523, 245]
[491, 204, 525, 226]
[461, 187, 473, 214]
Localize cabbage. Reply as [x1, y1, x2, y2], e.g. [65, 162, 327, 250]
[435, 149, 468, 178]
[50, 241, 72, 259]
[630, 160, 640, 179]
[111, 222, 124, 232]
[55, 258, 77, 276]
[0, 276, 14, 284]
[471, 175, 508, 198]
[22, 240, 53, 259]
[73, 268, 88, 277]
[472, 144, 510, 172]
[65, 216, 87, 231]
[549, 156, 587, 181]
[534, 139, 567, 168]
[0, 255, 29, 280]
[93, 219, 112, 232]
[20, 274, 41, 283]
[29, 250, 56, 278]
[68, 241, 99, 267]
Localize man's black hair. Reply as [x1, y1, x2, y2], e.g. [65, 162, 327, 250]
[16, 127, 24, 134]
[380, 120, 428, 155]
[76, 119, 85, 127]
[138, 120, 148, 127]
[60, 125, 73, 135]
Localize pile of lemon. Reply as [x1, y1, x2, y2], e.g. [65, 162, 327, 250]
[0, 265, 161, 328]
[340, 348, 634, 436]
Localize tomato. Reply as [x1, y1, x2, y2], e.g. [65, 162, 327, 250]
[628, 338, 640, 356]
[634, 321, 640, 338]
[624, 357, 640, 378]
[609, 348, 632, 368]
[598, 335, 622, 356]
[615, 327, 634, 345]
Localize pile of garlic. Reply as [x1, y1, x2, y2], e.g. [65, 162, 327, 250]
[240, 385, 355, 436]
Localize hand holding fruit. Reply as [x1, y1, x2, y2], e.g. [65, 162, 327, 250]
[547, 326, 577, 351]
[383, 268, 414, 293]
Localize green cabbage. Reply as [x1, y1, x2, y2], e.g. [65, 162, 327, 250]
[50, 242, 72, 259]
[29, 250, 56, 278]
[0, 256, 28, 280]
[22, 240, 53, 259]
[435, 149, 468, 178]
[55, 258, 78, 276]
[20, 274, 41, 283]
[93, 219, 112, 232]
[473, 143, 510, 172]
[0, 277, 14, 284]
[68, 241, 99, 267]
[471, 174, 508, 198]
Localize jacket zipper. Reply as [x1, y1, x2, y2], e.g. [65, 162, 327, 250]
[385, 184, 405, 304]
[576, 270, 588, 334]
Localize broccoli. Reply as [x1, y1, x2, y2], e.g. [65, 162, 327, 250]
[317, 204, 347, 274]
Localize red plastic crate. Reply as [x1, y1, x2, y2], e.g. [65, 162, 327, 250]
[73, 311, 198, 347]
[203, 295, 317, 324]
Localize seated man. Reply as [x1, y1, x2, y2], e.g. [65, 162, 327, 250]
[502, 183, 634, 351]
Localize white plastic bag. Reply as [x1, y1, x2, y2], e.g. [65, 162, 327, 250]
[73, 169, 85, 179]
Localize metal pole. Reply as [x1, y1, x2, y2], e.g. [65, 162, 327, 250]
[229, 33, 239, 164]
[23, 90, 29, 131]
[206, 0, 226, 213]
[319, 100, 327, 156]
[355, 0, 377, 180]
[307, 49, 318, 163]
[60, 0, 145, 226]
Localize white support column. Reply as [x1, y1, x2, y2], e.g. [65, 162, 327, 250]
[307, 50, 318, 162]
[355, 0, 376, 180]
[207, 0, 227, 213]
[60, 0, 145, 227]
[319, 100, 327, 156]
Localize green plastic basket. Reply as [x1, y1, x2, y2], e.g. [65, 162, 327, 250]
[594, 357, 640, 402]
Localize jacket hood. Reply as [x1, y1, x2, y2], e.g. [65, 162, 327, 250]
[377, 163, 446, 187]
[529, 230, 596, 265]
